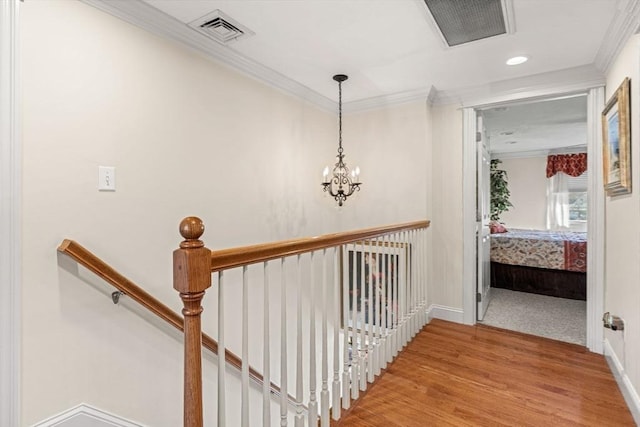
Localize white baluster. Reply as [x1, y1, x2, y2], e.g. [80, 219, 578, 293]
[341, 244, 351, 409]
[359, 244, 367, 392]
[400, 232, 404, 345]
[308, 252, 318, 427]
[263, 262, 271, 427]
[415, 230, 421, 329]
[393, 233, 398, 358]
[403, 231, 413, 346]
[367, 241, 374, 384]
[418, 229, 423, 327]
[350, 243, 359, 400]
[218, 271, 226, 427]
[402, 230, 409, 347]
[332, 246, 341, 420]
[374, 236, 382, 377]
[280, 258, 287, 427]
[414, 230, 421, 330]
[242, 266, 249, 427]
[321, 249, 330, 426]
[410, 230, 416, 338]
[419, 228, 425, 328]
[295, 255, 304, 427]
[415, 230, 421, 332]
[418, 230, 422, 327]
[417, 229, 422, 331]
[398, 231, 409, 352]
[386, 234, 398, 363]
[423, 228, 429, 327]
[411, 230, 418, 336]
[380, 234, 388, 369]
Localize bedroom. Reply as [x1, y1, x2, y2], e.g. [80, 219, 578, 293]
[480, 95, 589, 345]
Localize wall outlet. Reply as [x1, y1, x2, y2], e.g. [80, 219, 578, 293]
[98, 166, 116, 191]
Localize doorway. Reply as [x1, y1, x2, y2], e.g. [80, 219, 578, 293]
[480, 96, 588, 345]
[462, 87, 606, 354]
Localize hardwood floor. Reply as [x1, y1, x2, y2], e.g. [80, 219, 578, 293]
[337, 319, 635, 426]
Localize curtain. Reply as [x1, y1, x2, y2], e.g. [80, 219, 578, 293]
[546, 153, 587, 177]
[547, 172, 570, 230]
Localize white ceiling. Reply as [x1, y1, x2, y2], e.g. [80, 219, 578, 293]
[483, 95, 588, 155]
[83, 0, 640, 152]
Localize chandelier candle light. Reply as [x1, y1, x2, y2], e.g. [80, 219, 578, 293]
[322, 74, 361, 206]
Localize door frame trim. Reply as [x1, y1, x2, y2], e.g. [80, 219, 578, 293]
[0, 1, 22, 425]
[462, 86, 605, 353]
[462, 108, 477, 325]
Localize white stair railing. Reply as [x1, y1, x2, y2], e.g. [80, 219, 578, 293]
[173, 218, 431, 427]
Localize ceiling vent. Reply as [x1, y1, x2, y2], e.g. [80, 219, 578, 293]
[189, 10, 255, 44]
[423, 0, 514, 47]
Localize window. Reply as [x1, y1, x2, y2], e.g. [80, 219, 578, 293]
[569, 192, 587, 221]
[568, 172, 587, 229]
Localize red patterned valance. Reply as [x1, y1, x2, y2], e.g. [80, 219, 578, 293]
[546, 153, 587, 178]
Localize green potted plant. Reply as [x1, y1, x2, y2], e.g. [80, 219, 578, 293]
[490, 159, 513, 221]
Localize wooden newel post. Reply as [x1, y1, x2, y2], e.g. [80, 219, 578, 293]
[173, 217, 211, 427]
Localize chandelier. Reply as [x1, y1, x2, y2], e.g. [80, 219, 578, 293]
[322, 74, 361, 206]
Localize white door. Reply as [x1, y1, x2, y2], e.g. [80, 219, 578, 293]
[476, 115, 491, 320]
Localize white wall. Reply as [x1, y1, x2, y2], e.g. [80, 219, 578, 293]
[603, 33, 640, 416]
[497, 156, 547, 229]
[428, 104, 463, 310]
[20, 1, 431, 425]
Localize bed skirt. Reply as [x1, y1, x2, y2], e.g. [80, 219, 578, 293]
[490, 262, 586, 301]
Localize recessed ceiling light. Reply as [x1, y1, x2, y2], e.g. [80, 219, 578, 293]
[506, 55, 528, 65]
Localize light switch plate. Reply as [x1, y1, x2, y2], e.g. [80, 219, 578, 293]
[98, 166, 116, 191]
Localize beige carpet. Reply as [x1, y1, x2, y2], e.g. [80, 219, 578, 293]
[480, 288, 586, 345]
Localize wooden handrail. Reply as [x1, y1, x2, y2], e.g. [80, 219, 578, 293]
[209, 220, 430, 272]
[59, 218, 431, 427]
[56, 239, 283, 397]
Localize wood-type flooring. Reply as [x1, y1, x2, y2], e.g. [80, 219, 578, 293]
[337, 319, 635, 426]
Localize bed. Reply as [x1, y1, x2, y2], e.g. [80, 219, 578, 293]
[490, 229, 587, 300]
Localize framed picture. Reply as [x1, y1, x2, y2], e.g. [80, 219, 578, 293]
[340, 240, 408, 332]
[602, 77, 631, 196]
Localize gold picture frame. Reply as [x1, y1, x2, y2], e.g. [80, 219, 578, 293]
[602, 77, 631, 196]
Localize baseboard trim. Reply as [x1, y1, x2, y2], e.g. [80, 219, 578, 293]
[426, 304, 464, 324]
[32, 403, 144, 427]
[603, 338, 640, 425]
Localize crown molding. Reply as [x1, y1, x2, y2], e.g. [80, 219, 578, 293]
[492, 145, 587, 160]
[0, 2, 22, 427]
[433, 65, 606, 107]
[80, 0, 621, 113]
[491, 149, 550, 160]
[81, 0, 437, 113]
[594, 0, 640, 73]
[79, 0, 336, 112]
[344, 86, 433, 113]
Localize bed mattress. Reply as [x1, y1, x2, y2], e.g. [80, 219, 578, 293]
[490, 229, 587, 273]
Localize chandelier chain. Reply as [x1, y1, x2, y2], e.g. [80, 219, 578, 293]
[338, 80, 343, 154]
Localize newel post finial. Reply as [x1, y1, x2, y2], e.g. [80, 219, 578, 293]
[173, 216, 211, 427]
[179, 216, 205, 248]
